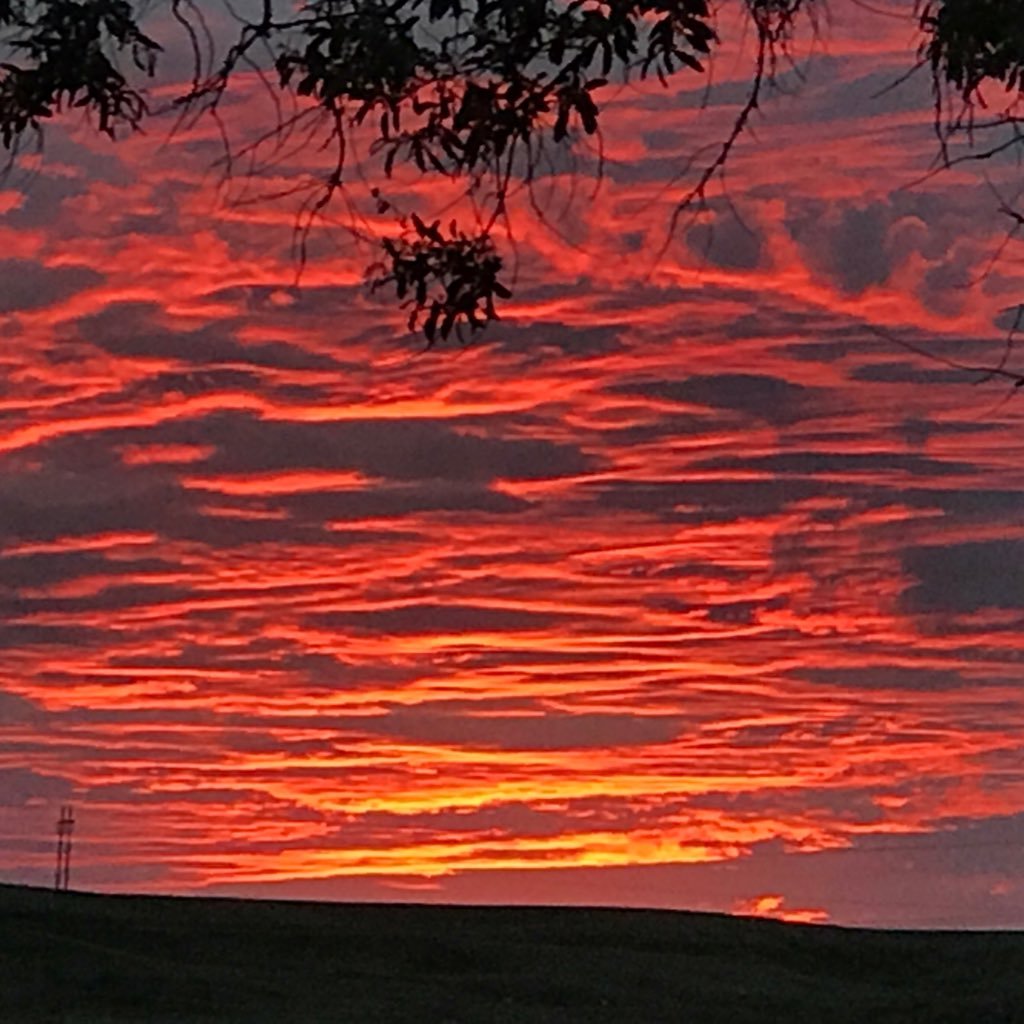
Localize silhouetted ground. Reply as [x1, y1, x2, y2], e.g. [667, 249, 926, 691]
[2, 883, 1022, 1023]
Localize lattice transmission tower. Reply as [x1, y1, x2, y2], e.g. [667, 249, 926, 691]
[54, 804, 74, 892]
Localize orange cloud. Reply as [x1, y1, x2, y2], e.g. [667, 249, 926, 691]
[734, 894, 830, 925]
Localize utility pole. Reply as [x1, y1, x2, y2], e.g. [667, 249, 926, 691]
[54, 804, 74, 892]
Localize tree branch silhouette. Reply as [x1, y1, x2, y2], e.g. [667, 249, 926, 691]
[1, 0, 1023, 358]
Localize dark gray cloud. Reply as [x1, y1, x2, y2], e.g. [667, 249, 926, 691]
[686, 208, 762, 271]
[706, 597, 786, 626]
[898, 487, 1024, 519]
[201, 283, 362, 317]
[0, 260, 102, 313]
[782, 187, 999, 315]
[312, 602, 571, 636]
[0, 622, 109, 650]
[279, 479, 529, 519]
[902, 540, 1024, 614]
[851, 361, 977, 385]
[696, 451, 976, 479]
[921, 252, 976, 311]
[84, 645, 422, 694]
[788, 201, 890, 295]
[584, 477, 821, 520]
[76, 302, 343, 371]
[596, 413, 712, 447]
[159, 412, 593, 483]
[0, 691, 44, 724]
[799, 62, 933, 123]
[489, 321, 626, 357]
[896, 417, 1003, 450]
[798, 664, 972, 692]
[341, 793, 692, 843]
[686, 783, 887, 825]
[642, 128, 688, 152]
[0, 411, 550, 558]
[357, 706, 684, 750]
[1, 550, 179, 589]
[7, 581, 198, 617]
[614, 373, 830, 425]
[2, 173, 88, 230]
[0, 767, 71, 807]
[0, 469, 187, 545]
[783, 336, 880, 364]
[0, 462, 242, 551]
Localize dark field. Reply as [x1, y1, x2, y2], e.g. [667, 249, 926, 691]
[2, 883, 1022, 1023]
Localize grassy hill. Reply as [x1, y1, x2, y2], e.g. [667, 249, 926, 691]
[1, 883, 1022, 1023]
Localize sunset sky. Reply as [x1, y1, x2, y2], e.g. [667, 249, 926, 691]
[2, 0, 1023, 929]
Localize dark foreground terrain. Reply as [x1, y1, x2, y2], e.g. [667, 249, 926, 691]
[1, 884, 1022, 1023]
